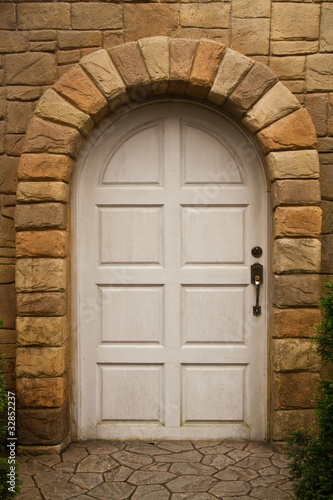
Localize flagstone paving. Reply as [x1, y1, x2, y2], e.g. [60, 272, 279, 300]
[17, 440, 295, 499]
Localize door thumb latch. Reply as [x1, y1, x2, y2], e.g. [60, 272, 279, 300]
[251, 262, 263, 316]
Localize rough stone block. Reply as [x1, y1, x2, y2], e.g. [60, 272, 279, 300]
[0, 156, 18, 194]
[17, 376, 68, 408]
[15, 203, 67, 231]
[5, 134, 25, 157]
[307, 54, 333, 92]
[58, 50, 81, 66]
[18, 154, 74, 183]
[0, 284, 16, 329]
[17, 316, 68, 347]
[0, 264, 15, 284]
[272, 180, 321, 208]
[17, 182, 69, 204]
[272, 3, 320, 41]
[321, 234, 333, 274]
[321, 200, 333, 234]
[267, 150, 320, 181]
[18, 3, 70, 29]
[270, 56, 306, 81]
[188, 39, 225, 98]
[17, 292, 67, 317]
[57, 31, 101, 50]
[72, 3, 122, 30]
[16, 258, 67, 293]
[0, 31, 27, 54]
[81, 49, 127, 105]
[272, 410, 316, 441]
[180, 3, 230, 29]
[257, 108, 318, 152]
[273, 238, 321, 273]
[16, 231, 68, 259]
[6, 101, 34, 134]
[272, 339, 321, 372]
[4, 53, 57, 86]
[168, 38, 198, 94]
[23, 117, 83, 158]
[271, 40, 318, 56]
[29, 41, 56, 53]
[273, 274, 322, 307]
[138, 37, 169, 94]
[274, 206, 322, 237]
[320, 4, 333, 53]
[0, 4, 15, 29]
[0, 88, 5, 120]
[320, 164, 333, 200]
[209, 48, 253, 105]
[103, 31, 124, 50]
[16, 344, 67, 378]
[273, 372, 318, 410]
[243, 82, 300, 132]
[231, 18, 270, 56]
[18, 403, 69, 445]
[110, 42, 150, 92]
[124, 4, 178, 42]
[305, 94, 328, 137]
[6, 86, 40, 102]
[232, 0, 270, 18]
[272, 308, 321, 339]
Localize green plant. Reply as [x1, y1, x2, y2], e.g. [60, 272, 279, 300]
[286, 283, 333, 499]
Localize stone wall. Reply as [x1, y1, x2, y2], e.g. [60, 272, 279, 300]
[0, 0, 332, 449]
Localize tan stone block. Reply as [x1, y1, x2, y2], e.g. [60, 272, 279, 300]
[321, 234, 333, 273]
[103, 31, 124, 50]
[138, 37, 169, 94]
[17, 292, 67, 317]
[0, 156, 18, 194]
[0, 123, 4, 155]
[6, 86, 40, 102]
[17, 316, 68, 347]
[177, 27, 229, 47]
[272, 3, 320, 41]
[320, 164, 333, 200]
[28, 31, 56, 42]
[35, 89, 93, 137]
[58, 31, 101, 50]
[17, 182, 69, 204]
[180, 3, 230, 29]
[0, 264, 15, 284]
[272, 180, 321, 208]
[267, 150, 319, 182]
[58, 50, 81, 66]
[232, 0, 270, 18]
[124, 4, 178, 42]
[0, 31, 27, 54]
[110, 42, 150, 93]
[320, 4, 333, 53]
[274, 206, 322, 238]
[5, 134, 25, 157]
[16, 345, 68, 377]
[18, 154, 74, 183]
[231, 18, 270, 56]
[16, 258, 67, 293]
[271, 40, 318, 56]
[243, 82, 300, 132]
[81, 49, 127, 106]
[5, 53, 57, 85]
[273, 238, 321, 274]
[272, 339, 321, 372]
[304, 94, 328, 137]
[321, 200, 333, 234]
[270, 56, 306, 80]
[187, 40, 225, 99]
[0, 284, 16, 329]
[29, 41, 56, 52]
[273, 372, 318, 410]
[272, 308, 321, 339]
[168, 38, 198, 94]
[283, 80, 305, 94]
[72, 3, 122, 30]
[16, 231, 68, 259]
[307, 54, 333, 92]
[318, 137, 333, 153]
[17, 376, 68, 408]
[1, 344, 16, 359]
[0, 329, 16, 345]
[15, 203, 67, 231]
[227, 62, 277, 116]
[18, 403, 69, 445]
[0, 88, 5, 120]
[272, 410, 316, 441]
[0, 4, 16, 30]
[18, 3, 70, 29]
[273, 274, 322, 307]
[209, 48, 253, 105]
[257, 108, 318, 153]
[6, 101, 34, 134]
[23, 117, 84, 157]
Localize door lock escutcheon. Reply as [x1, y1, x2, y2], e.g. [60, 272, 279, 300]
[251, 262, 263, 316]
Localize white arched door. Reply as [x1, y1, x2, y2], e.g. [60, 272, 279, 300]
[73, 100, 268, 441]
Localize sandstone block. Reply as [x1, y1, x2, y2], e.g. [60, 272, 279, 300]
[168, 38, 198, 94]
[35, 89, 93, 137]
[0, 284, 16, 328]
[110, 42, 150, 92]
[273, 372, 318, 410]
[58, 31, 101, 50]
[72, 3, 122, 30]
[23, 117, 83, 157]
[0, 4, 15, 30]
[271, 41, 318, 56]
[188, 40, 225, 98]
[6, 101, 34, 134]
[232, 0, 270, 18]
[17, 182, 69, 204]
[124, 4, 178, 42]
[321, 4, 333, 52]
[270, 56, 305, 81]
[267, 150, 320, 181]
[0, 88, 5, 120]
[180, 3, 230, 29]
[81, 49, 127, 105]
[321, 200, 333, 234]
[18, 154, 74, 183]
[0, 329, 16, 345]
[5, 53, 57, 85]
[18, 3, 70, 29]
[272, 4, 320, 41]
[272, 180, 321, 208]
[209, 48, 253, 105]
[103, 31, 124, 50]
[321, 234, 333, 274]
[0, 156, 18, 194]
[274, 206, 322, 237]
[273, 274, 322, 307]
[17, 292, 67, 317]
[227, 62, 277, 116]
[0, 264, 15, 284]
[272, 339, 321, 372]
[58, 50, 81, 66]
[17, 316, 68, 347]
[18, 403, 69, 445]
[15, 203, 67, 231]
[16, 258, 67, 293]
[5, 134, 25, 157]
[257, 108, 317, 152]
[318, 137, 333, 153]
[307, 54, 333, 92]
[305, 94, 328, 137]
[272, 410, 316, 441]
[243, 82, 300, 132]
[16, 231, 68, 259]
[272, 308, 321, 339]
[17, 376, 67, 408]
[138, 37, 169, 94]
[273, 238, 321, 274]
[6, 86, 40, 102]
[29, 41, 56, 53]
[16, 344, 68, 378]
[320, 164, 333, 200]
[230, 18, 270, 56]
[0, 31, 27, 54]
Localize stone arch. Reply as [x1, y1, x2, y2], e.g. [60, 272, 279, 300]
[15, 37, 322, 454]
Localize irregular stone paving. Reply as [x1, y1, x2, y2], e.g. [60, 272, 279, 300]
[17, 440, 295, 499]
